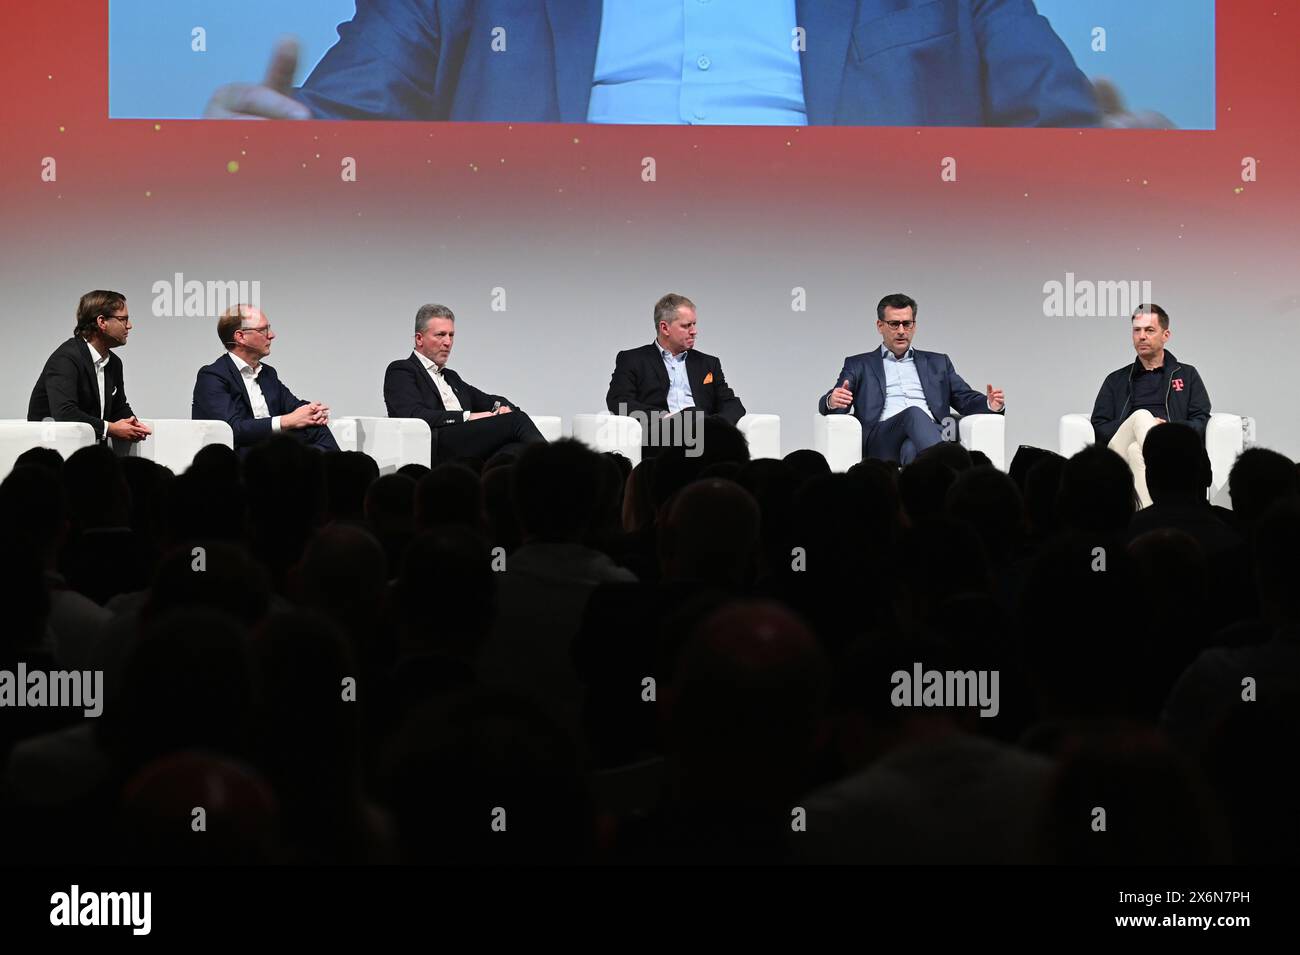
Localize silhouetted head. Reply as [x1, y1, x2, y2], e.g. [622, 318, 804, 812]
[1144, 423, 1210, 502]
[512, 439, 605, 543]
[364, 473, 416, 537]
[324, 451, 380, 522]
[1228, 448, 1299, 526]
[0, 465, 67, 567]
[119, 752, 280, 864]
[669, 601, 827, 808]
[415, 463, 481, 533]
[396, 526, 497, 656]
[1037, 729, 1228, 864]
[63, 443, 130, 530]
[782, 448, 831, 488]
[1255, 502, 1300, 627]
[1059, 445, 1135, 534]
[660, 479, 760, 587]
[945, 465, 1025, 562]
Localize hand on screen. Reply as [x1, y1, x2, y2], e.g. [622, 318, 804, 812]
[828, 380, 854, 410]
[204, 38, 312, 120]
[1093, 78, 1175, 130]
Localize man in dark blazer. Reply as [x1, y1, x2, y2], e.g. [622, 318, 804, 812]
[383, 303, 546, 464]
[819, 293, 1004, 464]
[192, 305, 340, 455]
[606, 294, 747, 440]
[28, 290, 152, 444]
[206, 1, 1098, 127]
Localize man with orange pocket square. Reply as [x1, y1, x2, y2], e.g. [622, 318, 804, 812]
[605, 293, 747, 428]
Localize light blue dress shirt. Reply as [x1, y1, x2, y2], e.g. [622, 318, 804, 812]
[879, 345, 934, 423]
[659, 343, 694, 413]
[588, 0, 807, 125]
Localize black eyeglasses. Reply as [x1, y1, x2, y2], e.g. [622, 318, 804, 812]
[239, 324, 272, 336]
[881, 320, 915, 330]
[101, 314, 130, 323]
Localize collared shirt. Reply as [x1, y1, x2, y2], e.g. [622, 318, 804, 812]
[588, 0, 807, 126]
[229, 352, 281, 432]
[414, 350, 469, 422]
[879, 345, 933, 422]
[658, 342, 694, 414]
[1131, 357, 1168, 419]
[85, 340, 109, 419]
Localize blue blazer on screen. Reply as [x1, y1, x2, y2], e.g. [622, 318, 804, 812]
[818, 348, 1002, 451]
[295, 0, 1099, 126]
[192, 353, 312, 451]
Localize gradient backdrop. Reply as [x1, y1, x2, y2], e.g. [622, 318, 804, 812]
[2, 1, 1297, 461]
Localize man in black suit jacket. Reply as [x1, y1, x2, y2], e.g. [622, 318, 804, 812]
[383, 304, 546, 464]
[606, 294, 747, 444]
[28, 290, 152, 444]
[192, 305, 340, 455]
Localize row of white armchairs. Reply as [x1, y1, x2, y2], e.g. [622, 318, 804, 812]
[1, 411, 1254, 506]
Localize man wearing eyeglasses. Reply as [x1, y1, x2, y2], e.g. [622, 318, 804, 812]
[192, 304, 340, 455]
[28, 290, 153, 444]
[819, 293, 1004, 465]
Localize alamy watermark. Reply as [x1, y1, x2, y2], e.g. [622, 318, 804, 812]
[608, 405, 703, 458]
[1043, 273, 1153, 318]
[0, 664, 103, 717]
[50, 886, 151, 935]
[151, 272, 261, 318]
[891, 662, 999, 718]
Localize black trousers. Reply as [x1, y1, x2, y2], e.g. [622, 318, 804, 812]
[434, 411, 546, 463]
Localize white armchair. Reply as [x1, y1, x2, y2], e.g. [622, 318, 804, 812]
[737, 413, 781, 459]
[0, 420, 98, 478]
[532, 415, 563, 443]
[345, 417, 431, 474]
[1059, 412, 1256, 508]
[342, 414, 562, 473]
[814, 413, 1007, 472]
[127, 419, 234, 473]
[572, 412, 780, 464]
[573, 413, 643, 464]
[327, 417, 358, 453]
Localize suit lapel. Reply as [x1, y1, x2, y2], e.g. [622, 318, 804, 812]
[259, 364, 281, 416]
[444, 368, 470, 411]
[797, 0, 860, 124]
[544, 0, 602, 122]
[70, 338, 99, 410]
[864, 349, 886, 409]
[916, 351, 944, 419]
[223, 353, 255, 417]
[102, 356, 116, 416]
[410, 353, 444, 411]
[685, 351, 708, 411]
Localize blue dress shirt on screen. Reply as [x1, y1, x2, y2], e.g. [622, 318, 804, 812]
[295, 0, 1101, 126]
[659, 344, 695, 413]
[879, 344, 934, 422]
[588, 0, 807, 125]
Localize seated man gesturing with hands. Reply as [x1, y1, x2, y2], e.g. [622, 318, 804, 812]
[821, 293, 1004, 465]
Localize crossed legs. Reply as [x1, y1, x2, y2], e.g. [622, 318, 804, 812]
[1106, 409, 1159, 508]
